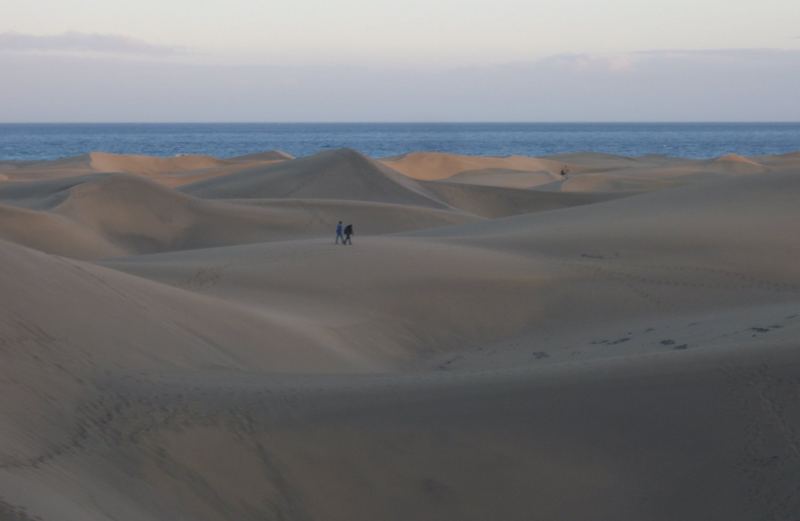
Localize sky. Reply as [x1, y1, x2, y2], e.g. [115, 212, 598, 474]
[1, 0, 799, 121]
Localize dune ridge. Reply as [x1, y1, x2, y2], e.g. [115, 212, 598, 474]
[183, 148, 449, 208]
[0, 172, 479, 259]
[381, 151, 565, 182]
[87, 152, 228, 174]
[0, 150, 293, 186]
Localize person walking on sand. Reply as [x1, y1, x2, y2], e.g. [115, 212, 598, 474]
[343, 223, 354, 245]
[335, 221, 345, 244]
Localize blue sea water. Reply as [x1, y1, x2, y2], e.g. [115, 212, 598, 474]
[0, 123, 798, 161]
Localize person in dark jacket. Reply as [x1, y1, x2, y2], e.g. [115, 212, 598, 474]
[343, 223, 354, 245]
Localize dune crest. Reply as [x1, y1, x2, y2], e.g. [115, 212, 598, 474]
[86, 151, 227, 175]
[710, 153, 768, 174]
[183, 148, 448, 208]
[0, 171, 478, 259]
[382, 151, 564, 182]
[230, 150, 295, 161]
[0, 150, 293, 186]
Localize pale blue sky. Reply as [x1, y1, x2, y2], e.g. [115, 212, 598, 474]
[1, 0, 799, 120]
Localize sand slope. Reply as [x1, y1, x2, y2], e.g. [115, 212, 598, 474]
[183, 148, 627, 217]
[383, 151, 771, 194]
[5, 340, 800, 521]
[419, 180, 626, 217]
[229, 150, 295, 162]
[422, 166, 800, 266]
[0, 237, 372, 487]
[0, 151, 292, 186]
[0, 203, 126, 258]
[382, 151, 564, 182]
[87, 152, 227, 175]
[105, 167, 800, 372]
[184, 148, 448, 208]
[444, 167, 560, 189]
[0, 173, 478, 259]
[534, 155, 769, 193]
[1, 149, 800, 521]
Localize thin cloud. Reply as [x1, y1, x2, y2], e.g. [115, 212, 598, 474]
[1, 46, 798, 121]
[0, 31, 181, 55]
[538, 53, 639, 73]
[634, 48, 795, 57]
[536, 48, 800, 74]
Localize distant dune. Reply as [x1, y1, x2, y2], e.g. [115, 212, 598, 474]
[229, 150, 295, 162]
[417, 180, 626, 218]
[1, 148, 800, 521]
[444, 167, 558, 189]
[87, 151, 228, 174]
[709, 153, 769, 174]
[0, 150, 292, 186]
[183, 148, 447, 208]
[381, 151, 564, 182]
[0, 172, 477, 259]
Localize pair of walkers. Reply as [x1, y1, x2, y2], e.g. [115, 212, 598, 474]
[335, 221, 354, 245]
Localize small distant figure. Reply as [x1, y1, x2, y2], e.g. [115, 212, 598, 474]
[560, 165, 570, 178]
[335, 221, 345, 244]
[343, 223, 354, 245]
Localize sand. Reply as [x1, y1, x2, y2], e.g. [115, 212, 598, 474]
[0, 151, 292, 187]
[1, 148, 800, 520]
[381, 151, 565, 182]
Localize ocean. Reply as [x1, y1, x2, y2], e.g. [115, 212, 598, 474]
[0, 123, 798, 161]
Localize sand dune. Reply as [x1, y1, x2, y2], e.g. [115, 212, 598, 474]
[229, 150, 295, 161]
[105, 167, 800, 369]
[535, 170, 700, 193]
[382, 151, 770, 193]
[421, 167, 800, 267]
[535, 154, 770, 193]
[0, 150, 292, 186]
[184, 148, 448, 208]
[2, 148, 800, 520]
[0, 154, 100, 180]
[0, 203, 126, 258]
[0, 173, 105, 209]
[0, 237, 375, 486]
[87, 152, 228, 175]
[182, 148, 627, 216]
[708, 154, 768, 174]
[544, 151, 670, 169]
[0, 173, 477, 259]
[5, 335, 799, 521]
[418, 180, 626, 217]
[444, 167, 558, 189]
[382, 151, 564, 181]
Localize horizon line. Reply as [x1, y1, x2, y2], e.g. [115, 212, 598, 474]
[2, 121, 800, 125]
